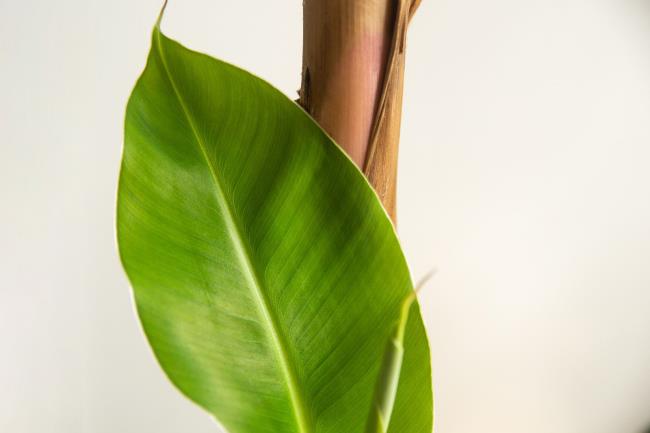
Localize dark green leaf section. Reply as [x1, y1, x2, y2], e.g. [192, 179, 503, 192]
[117, 24, 432, 433]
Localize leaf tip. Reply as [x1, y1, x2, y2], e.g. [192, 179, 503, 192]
[414, 269, 436, 294]
[396, 269, 436, 342]
[155, 0, 169, 30]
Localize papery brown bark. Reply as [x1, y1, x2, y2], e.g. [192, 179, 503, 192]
[300, 0, 421, 223]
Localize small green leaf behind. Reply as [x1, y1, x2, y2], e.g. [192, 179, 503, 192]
[117, 18, 432, 433]
[365, 272, 434, 433]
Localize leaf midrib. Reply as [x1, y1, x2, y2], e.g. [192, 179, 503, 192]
[154, 29, 311, 433]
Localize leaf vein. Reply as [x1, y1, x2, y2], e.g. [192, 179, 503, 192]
[154, 29, 311, 433]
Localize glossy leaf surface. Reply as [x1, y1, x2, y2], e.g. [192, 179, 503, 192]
[117, 23, 432, 433]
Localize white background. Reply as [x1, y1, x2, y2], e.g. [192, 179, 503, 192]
[1, 0, 649, 432]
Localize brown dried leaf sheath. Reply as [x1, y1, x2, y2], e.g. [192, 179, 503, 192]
[300, 0, 421, 222]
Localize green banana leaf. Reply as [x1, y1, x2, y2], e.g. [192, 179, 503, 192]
[117, 16, 432, 433]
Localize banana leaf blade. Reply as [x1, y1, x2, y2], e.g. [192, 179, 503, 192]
[117, 21, 432, 433]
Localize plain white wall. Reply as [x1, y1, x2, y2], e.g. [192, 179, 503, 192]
[1, 0, 649, 432]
